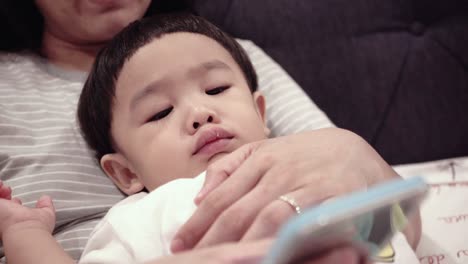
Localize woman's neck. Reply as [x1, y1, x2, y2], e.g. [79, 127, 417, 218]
[40, 30, 105, 72]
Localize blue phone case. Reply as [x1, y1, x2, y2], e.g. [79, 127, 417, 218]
[262, 177, 428, 264]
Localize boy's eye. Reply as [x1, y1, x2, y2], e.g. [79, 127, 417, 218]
[206, 86, 229, 95]
[148, 107, 173, 122]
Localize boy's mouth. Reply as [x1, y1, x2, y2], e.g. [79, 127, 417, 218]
[193, 127, 234, 156]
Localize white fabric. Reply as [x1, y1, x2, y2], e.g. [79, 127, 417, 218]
[79, 173, 206, 264]
[0, 39, 333, 261]
[79, 171, 418, 264]
[393, 156, 468, 264]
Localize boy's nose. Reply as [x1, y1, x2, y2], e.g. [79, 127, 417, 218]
[193, 115, 213, 130]
[187, 106, 219, 134]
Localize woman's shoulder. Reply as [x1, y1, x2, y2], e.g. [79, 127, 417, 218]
[0, 51, 85, 87]
[0, 51, 38, 67]
[0, 51, 46, 81]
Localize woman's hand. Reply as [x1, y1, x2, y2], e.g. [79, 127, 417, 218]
[152, 238, 368, 264]
[171, 128, 415, 252]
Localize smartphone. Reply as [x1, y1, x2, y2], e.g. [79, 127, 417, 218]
[262, 177, 428, 264]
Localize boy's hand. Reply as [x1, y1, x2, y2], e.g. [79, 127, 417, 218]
[0, 180, 13, 200]
[0, 180, 56, 239]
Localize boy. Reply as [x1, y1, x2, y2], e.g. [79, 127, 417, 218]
[76, 12, 270, 263]
[0, 13, 419, 264]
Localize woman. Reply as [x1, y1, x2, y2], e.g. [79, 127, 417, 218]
[0, 0, 418, 263]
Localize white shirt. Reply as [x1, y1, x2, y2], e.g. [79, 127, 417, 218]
[79, 171, 419, 264]
[79, 173, 206, 264]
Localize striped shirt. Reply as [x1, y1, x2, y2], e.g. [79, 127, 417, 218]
[0, 39, 333, 261]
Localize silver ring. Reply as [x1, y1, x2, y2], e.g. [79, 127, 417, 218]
[278, 195, 302, 214]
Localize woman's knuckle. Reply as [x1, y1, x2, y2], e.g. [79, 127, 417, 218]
[257, 152, 275, 167]
[258, 204, 290, 230]
[202, 192, 226, 212]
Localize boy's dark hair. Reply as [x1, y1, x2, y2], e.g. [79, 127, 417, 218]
[78, 13, 258, 162]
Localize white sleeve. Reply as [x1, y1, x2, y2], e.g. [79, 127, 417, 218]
[237, 39, 335, 137]
[79, 220, 133, 264]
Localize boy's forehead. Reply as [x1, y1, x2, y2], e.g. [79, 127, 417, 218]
[114, 32, 242, 99]
[117, 33, 239, 84]
[124, 33, 235, 73]
[131, 32, 233, 65]
[128, 59, 234, 110]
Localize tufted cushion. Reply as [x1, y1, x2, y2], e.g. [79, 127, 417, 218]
[189, 0, 468, 164]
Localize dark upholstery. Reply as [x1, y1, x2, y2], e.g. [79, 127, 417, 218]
[188, 0, 468, 165]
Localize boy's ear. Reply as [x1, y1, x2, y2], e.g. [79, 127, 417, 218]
[100, 153, 144, 195]
[253, 91, 271, 137]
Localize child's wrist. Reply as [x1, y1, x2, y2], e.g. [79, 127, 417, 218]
[2, 220, 52, 241]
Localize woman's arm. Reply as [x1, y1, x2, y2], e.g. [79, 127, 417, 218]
[3, 225, 366, 264]
[148, 238, 366, 264]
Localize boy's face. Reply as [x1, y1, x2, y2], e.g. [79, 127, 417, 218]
[101, 32, 269, 194]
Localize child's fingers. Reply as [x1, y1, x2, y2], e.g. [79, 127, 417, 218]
[35, 195, 55, 211]
[0, 184, 12, 200]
